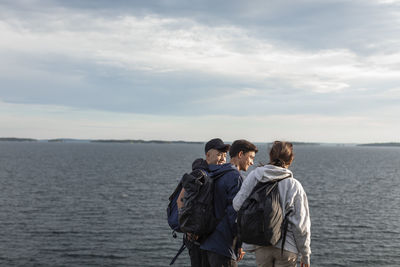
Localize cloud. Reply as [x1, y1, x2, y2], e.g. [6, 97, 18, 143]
[1, 9, 400, 116]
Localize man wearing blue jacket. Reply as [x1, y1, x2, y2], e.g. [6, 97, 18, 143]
[200, 139, 258, 267]
[177, 138, 231, 267]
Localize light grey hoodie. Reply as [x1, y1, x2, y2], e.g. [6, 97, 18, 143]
[233, 165, 311, 265]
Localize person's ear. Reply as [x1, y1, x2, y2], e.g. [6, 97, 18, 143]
[238, 151, 243, 158]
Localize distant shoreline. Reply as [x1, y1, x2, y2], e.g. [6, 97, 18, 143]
[0, 137, 203, 145]
[0, 137, 37, 142]
[357, 142, 400, 147]
[91, 139, 204, 145]
[1, 138, 399, 147]
[0, 138, 319, 145]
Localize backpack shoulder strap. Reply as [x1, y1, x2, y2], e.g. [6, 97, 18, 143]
[168, 182, 182, 202]
[275, 174, 292, 183]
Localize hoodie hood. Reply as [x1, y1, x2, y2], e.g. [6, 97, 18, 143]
[208, 162, 238, 176]
[192, 158, 209, 171]
[254, 164, 292, 182]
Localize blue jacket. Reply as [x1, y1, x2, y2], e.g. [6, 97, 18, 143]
[200, 163, 243, 260]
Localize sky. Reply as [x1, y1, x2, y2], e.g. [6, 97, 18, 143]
[1, 0, 400, 143]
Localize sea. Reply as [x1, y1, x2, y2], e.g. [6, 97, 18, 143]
[0, 142, 399, 267]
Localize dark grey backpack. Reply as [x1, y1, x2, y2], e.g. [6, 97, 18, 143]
[178, 169, 233, 236]
[169, 167, 233, 265]
[237, 176, 292, 248]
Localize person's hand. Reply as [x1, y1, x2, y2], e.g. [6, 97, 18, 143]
[186, 233, 199, 241]
[237, 248, 245, 261]
[300, 262, 309, 267]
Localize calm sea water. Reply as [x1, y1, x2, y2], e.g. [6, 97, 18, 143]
[0, 142, 399, 266]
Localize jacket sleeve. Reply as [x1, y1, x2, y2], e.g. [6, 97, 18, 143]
[287, 182, 311, 265]
[233, 169, 257, 211]
[225, 172, 241, 236]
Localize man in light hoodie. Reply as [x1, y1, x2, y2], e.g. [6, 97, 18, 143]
[233, 141, 311, 267]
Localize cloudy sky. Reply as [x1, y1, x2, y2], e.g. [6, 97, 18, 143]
[1, 0, 400, 143]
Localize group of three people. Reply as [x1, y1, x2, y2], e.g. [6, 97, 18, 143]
[180, 138, 311, 267]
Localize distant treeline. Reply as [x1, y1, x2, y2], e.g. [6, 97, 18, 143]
[7, 138, 392, 147]
[0, 137, 37, 142]
[48, 139, 66, 142]
[290, 142, 320, 146]
[358, 142, 400, 147]
[0, 138, 204, 144]
[91, 139, 204, 145]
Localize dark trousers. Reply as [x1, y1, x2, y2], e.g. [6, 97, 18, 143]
[205, 251, 237, 267]
[185, 238, 210, 267]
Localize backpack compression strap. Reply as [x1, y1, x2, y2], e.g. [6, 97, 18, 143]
[278, 174, 293, 256]
[281, 209, 293, 256]
[169, 242, 186, 265]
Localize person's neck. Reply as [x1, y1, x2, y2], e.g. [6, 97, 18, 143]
[230, 157, 240, 171]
